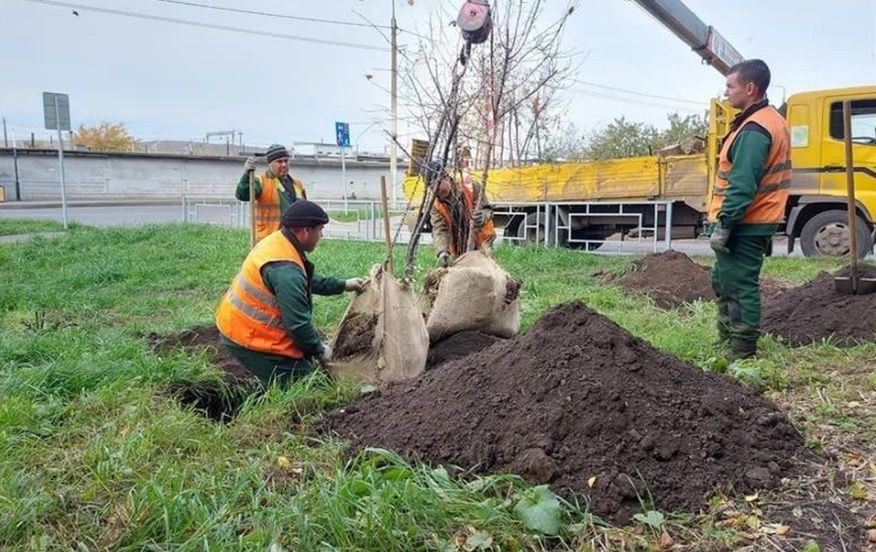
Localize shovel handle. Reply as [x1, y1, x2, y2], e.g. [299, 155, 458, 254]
[843, 101, 859, 287]
[380, 175, 394, 273]
[248, 169, 257, 249]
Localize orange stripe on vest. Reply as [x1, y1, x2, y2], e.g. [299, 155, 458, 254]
[434, 184, 496, 255]
[707, 105, 791, 224]
[215, 231, 306, 358]
[253, 173, 308, 242]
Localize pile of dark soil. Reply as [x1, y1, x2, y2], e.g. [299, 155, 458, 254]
[333, 313, 377, 360]
[425, 331, 504, 370]
[762, 265, 876, 346]
[320, 302, 804, 524]
[619, 250, 715, 308]
[149, 326, 259, 421]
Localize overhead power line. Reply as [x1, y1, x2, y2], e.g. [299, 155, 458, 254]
[148, 0, 392, 30]
[571, 88, 704, 113]
[19, 0, 390, 51]
[570, 79, 708, 106]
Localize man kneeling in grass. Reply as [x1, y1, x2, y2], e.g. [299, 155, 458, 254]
[215, 201, 365, 385]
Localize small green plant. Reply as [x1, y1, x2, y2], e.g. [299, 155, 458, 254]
[633, 510, 665, 531]
[513, 485, 564, 536]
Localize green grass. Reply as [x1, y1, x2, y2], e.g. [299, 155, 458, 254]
[327, 207, 377, 223]
[0, 222, 873, 550]
[0, 217, 74, 236]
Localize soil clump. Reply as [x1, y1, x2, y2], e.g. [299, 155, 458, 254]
[320, 301, 804, 524]
[619, 251, 715, 308]
[332, 313, 377, 360]
[762, 265, 876, 346]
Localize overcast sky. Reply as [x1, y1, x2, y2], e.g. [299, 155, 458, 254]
[1, 0, 874, 153]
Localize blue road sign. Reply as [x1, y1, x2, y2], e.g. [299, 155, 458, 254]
[335, 122, 350, 148]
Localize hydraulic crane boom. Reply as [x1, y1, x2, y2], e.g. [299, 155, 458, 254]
[631, 0, 744, 75]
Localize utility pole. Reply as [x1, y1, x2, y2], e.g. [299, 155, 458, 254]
[11, 129, 20, 201]
[390, 0, 398, 204]
[2, 117, 7, 148]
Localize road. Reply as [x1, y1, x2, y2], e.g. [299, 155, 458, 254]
[2, 202, 867, 259]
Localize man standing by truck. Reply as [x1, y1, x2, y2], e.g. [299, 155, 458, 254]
[237, 144, 308, 243]
[708, 59, 791, 360]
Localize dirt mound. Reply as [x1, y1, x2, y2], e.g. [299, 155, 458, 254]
[425, 331, 505, 370]
[319, 302, 804, 524]
[619, 250, 715, 308]
[149, 326, 259, 421]
[763, 265, 876, 346]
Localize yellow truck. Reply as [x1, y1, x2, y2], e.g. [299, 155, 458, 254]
[404, 86, 876, 256]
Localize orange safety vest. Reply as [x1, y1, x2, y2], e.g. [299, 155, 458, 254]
[253, 172, 307, 242]
[708, 105, 791, 224]
[215, 231, 307, 359]
[434, 183, 496, 255]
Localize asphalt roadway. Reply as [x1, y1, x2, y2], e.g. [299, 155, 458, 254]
[0, 201, 837, 258]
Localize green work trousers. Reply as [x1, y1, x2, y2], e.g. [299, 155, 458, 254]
[221, 336, 316, 387]
[711, 234, 772, 352]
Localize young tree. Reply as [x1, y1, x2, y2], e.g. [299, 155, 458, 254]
[73, 122, 135, 152]
[398, 1, 577, 169]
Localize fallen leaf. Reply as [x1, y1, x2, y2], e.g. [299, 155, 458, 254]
[463, 529, 493, 551]
[587, 476, 596, 488]
[745, 515, 762, 531]
[744, 492, 759, 502]
[847, 401, 861, 408]
[277, 456, 291, 469]
[658, 531, 673, 549]
[776, 524, 791, 536]
[849, 482, 869, 500]
[867, 529, 876, 543]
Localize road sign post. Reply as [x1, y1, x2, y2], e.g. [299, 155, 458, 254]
[43, 92, 71, 229]
[336, 122, 350, 213]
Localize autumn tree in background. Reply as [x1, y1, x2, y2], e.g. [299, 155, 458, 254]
[73, 122, 135, 152]
[544, 111, 708, 161]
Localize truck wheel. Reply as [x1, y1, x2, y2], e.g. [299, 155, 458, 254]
[799, 209, 873, 258]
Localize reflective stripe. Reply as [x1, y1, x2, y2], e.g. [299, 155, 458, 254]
[228, 291, 283, 328]
[765, 161, 791, 175]
[235, 274, 277, 308]
[717, 170, 729, 180]
[756, 179, 792, 194]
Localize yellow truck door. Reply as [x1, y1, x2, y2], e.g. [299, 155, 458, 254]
[819, 94, 876, 216]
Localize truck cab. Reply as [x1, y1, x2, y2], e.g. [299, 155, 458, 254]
[783, 87, 876, 256]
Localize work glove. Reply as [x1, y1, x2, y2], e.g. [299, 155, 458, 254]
[243, 157, 256, 173]
[319, 342, 333, 363]
[344, 278, 365, 292]
[709, 226, 731, 255]
[437, 250, 452, 268]
[472, 210, 491, 226]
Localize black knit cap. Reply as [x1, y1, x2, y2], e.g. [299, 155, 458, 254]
[281, 200, 329, 228]
[265, 144, 289, 163]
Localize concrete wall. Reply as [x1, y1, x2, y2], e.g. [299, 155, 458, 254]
[0, 149, 405, 201]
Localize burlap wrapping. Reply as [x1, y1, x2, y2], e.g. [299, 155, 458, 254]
[421, 251, 520, 342]
[327, 264, 428, 385]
